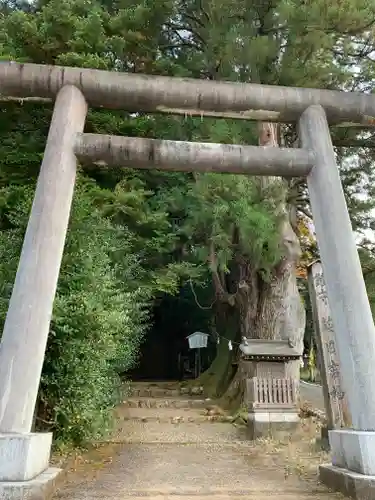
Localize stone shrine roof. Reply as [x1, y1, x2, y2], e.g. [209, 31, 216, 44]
[239, 339, 300, 359]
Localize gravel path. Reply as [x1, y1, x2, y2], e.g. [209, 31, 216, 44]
[53, 382, 338, 500]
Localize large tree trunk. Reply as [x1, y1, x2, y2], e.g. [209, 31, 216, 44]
[200, 122, 306, 407]
[197, 302, 239, 399]
[254, 123, 305, 378]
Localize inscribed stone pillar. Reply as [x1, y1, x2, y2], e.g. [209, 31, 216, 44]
[307, 260, 351, 429]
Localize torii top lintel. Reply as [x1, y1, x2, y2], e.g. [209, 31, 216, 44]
[0, 61, 375, 127]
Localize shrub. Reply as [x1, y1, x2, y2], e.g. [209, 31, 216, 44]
[0, 176, 149, 446]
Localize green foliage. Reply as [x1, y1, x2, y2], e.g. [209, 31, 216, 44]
[42, 179, 149, 446]
[0, 177, 150, 445]
[169, 173, 283, 277]
[359, 246, 375, 315]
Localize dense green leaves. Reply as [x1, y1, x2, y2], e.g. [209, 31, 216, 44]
[0, 177, 148, 444]
[172, 173, 283, 276]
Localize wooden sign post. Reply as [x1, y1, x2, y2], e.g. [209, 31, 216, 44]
[307, 260, 351, 430]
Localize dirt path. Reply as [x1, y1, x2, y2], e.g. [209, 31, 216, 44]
[300, 381, 325, 412]
[53, 381, 340, 500]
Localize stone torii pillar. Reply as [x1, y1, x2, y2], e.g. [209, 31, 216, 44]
[299, 105, 375, 499]
[0, 85, 87, 497]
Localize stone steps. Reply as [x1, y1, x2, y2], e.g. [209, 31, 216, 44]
[130, 383, 204, 398]
[131, 388, 181, 397]
[111, 420, 248, 444]
[121, 383, 226, 424]
[113, 383, 236, 443]
[120, 495, 335, 500]
[120, 414, 230, 423]
[55, 383, 341, 500]
[122, 396, 209, 409]
[117, 406, 231, 423]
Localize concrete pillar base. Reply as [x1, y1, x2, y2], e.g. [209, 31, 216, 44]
[0, 467, 61, 500]
[319, 429, 375, 498]
[319, 464, 375, 499]
[329, 429, 375, 475]
[0, 432, 52, 481]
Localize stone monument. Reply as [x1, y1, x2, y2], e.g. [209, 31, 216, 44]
[307, 260, 351, 445]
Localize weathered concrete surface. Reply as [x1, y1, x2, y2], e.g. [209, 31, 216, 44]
[319, 430, 375, 499]
[247, 414, 299, 440]
[330, 429, 375, 475]
[320, 464, 375, 500]
[0, 432, 52, 481]
[53, 382, 343, 500]
[0, 467, 61, 500]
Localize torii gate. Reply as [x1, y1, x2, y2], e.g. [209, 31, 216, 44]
[0, 62, 374, 498]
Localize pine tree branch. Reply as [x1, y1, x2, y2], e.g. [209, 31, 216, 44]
[183, 12, 205, 28]
[197, 0, 210, 22]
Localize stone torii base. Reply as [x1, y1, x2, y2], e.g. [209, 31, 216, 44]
[320, 435, 375, 499]
[0, 434, 59, 499]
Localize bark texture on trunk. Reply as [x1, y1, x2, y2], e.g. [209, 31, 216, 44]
[197, 304, 238, 399]
[255, 123, 305, 368]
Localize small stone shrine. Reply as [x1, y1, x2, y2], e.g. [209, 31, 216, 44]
[240, 338, 300, 439]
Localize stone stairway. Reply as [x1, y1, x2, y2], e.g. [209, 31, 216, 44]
[122, 396, 207, 408]
[119, 382, 230, 424]
[54, 381, 344, 500]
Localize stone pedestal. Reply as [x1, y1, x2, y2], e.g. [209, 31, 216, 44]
[0, 433, 61, 499]
[0, 468, 61, 500]
[245, 376, 299, 440]
[247, 411, 299, 440]
[319, 429, 375, 499]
